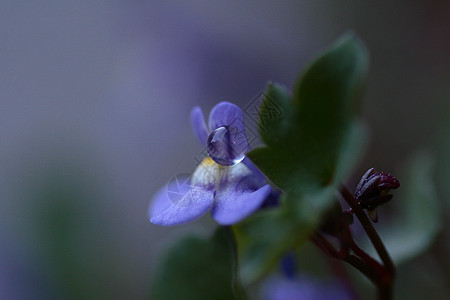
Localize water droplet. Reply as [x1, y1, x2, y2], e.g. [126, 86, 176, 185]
[207, 126, 247, 166]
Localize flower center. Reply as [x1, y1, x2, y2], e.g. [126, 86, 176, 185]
[207, 126, 247, 166]
[191, 157, 251, 190]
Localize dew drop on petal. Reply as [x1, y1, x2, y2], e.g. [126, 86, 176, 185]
[207, 126, 247, 166]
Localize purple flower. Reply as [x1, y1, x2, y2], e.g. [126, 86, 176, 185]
[261, 253, 351, 300]
[261, 275, 351, 300]
[149, 102, 271, 226]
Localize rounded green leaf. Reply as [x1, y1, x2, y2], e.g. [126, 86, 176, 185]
[150, 227, 243, 300]
[249, 33, 369, 197]
[243, 33, 369, 281]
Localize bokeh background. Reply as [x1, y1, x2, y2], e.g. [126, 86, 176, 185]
[1, 1, 448, 299]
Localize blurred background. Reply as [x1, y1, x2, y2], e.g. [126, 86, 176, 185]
[0, 1, 448, 299]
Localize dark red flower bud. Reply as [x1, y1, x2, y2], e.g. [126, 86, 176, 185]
[354, 168, 400, 222]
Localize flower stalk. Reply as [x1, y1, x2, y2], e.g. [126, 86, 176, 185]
[311, 168, 399, 300]
[340, 184, 395, 300]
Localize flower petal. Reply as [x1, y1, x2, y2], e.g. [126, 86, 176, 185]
[261, 276, 317, 300]
[148, 176, 191, 218]
[150, 184, 214, 226]
[241, 157, 267, 188]
[211, 184, 271, 225]
[190, 106, 209, 146]
[261, 276, 350, 300]
[208, 101, 246, 134]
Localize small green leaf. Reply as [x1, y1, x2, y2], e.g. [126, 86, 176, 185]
[235, 187, 336, 283]
[234, 207, 297, 283]
[369, 151, 442, 264]
[150, 227, 243, 300]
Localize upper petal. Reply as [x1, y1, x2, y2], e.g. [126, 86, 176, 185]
[211, 184, 271, 225]
[208, 101, 246, 134]
[190, 106, 209, 146]
[150, 182, 214, 226]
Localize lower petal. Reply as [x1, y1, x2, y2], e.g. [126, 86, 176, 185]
[150, 184, 214, 226]
[149, 177, 191, 217]
[241, 157, 267, 188]
[211, 184, 271, 225]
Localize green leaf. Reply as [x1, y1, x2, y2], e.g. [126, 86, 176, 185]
[368, 151, 442, 264]
[234, 207, 297, 283]
[150, 227, 243, 300]
[239, 33, 369, 281]
[249, 32, 369, 196]
[235, 187, 335, 283]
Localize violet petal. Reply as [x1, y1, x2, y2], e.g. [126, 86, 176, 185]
[261, 276, 350, 300]
[148, 176, 191, 218]
[211, 184, 271, 225]
[150, 185, 214, 226]
[208, 102, 247, 138]
[242, 157, 267, 187]
[190, 106, 209, 146]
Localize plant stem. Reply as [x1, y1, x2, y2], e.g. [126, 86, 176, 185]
[227, 226, 248, 300]
[311, 232, 379, 285]
[340, 185, 395, 299]
[343, 227, 385, 276]
[340, 185, 395, 273]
